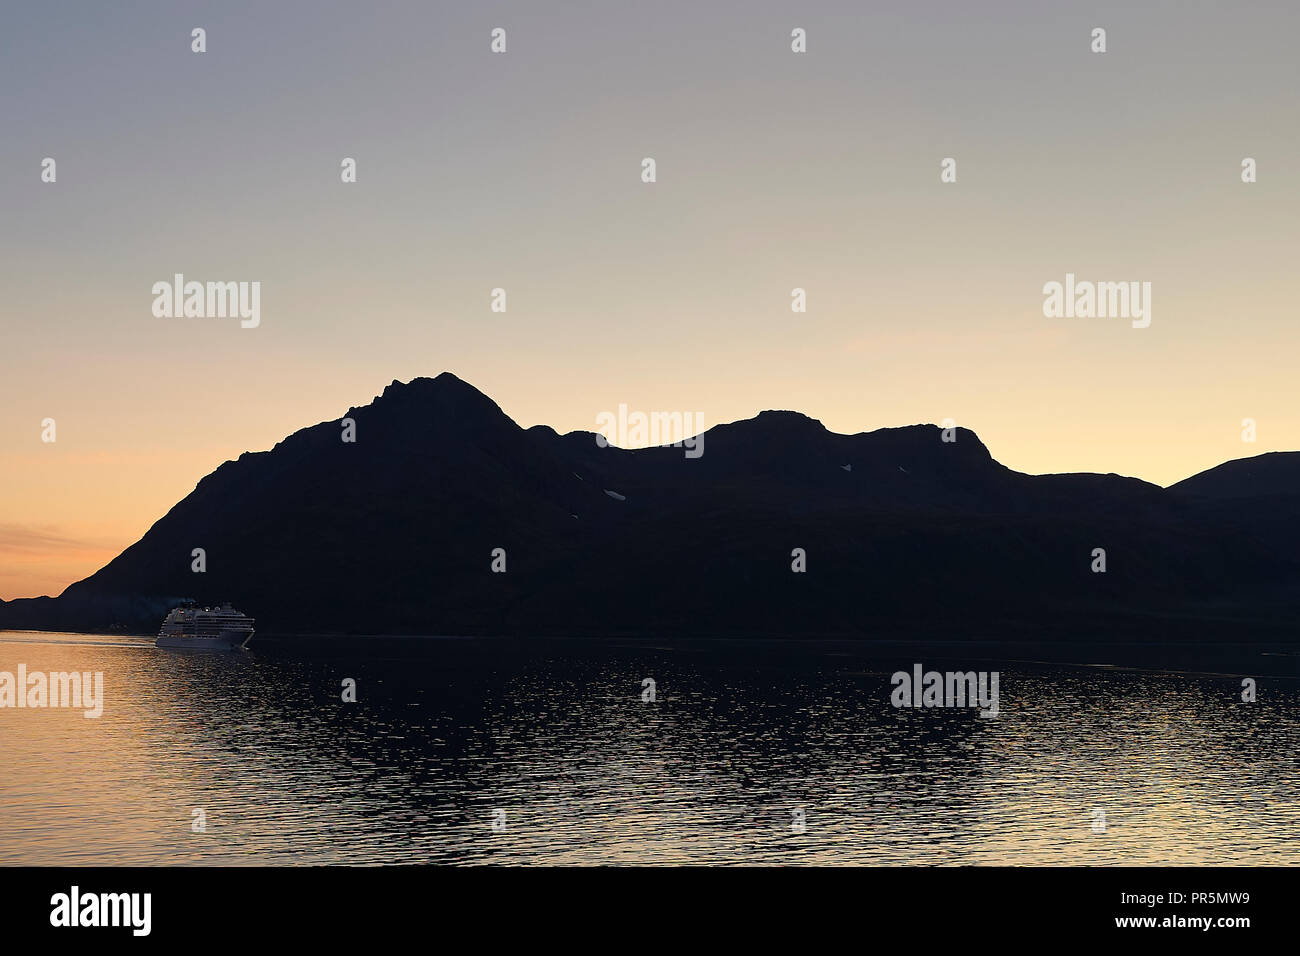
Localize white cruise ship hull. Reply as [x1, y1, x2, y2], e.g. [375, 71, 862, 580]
[156, 630, 253, 651]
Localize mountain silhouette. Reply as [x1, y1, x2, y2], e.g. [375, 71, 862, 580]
[3, 373, 1297, 640]
[1169, 451, 1300, 499]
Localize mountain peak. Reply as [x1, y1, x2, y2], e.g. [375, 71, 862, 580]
[379, 371, 478, 399]
[753, 409, 825, 426]
[728, 409, 828, 435]
[367, 372, 508, 423]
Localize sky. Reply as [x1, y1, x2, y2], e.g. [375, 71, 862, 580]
[2, 0, 1298, 599]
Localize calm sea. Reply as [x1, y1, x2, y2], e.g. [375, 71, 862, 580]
[2, 631, 1297, 865]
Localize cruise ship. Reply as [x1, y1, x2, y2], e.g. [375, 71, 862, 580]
[156, 603, 255, 650]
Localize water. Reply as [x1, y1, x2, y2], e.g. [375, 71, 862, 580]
[2, 631, 1298, 865]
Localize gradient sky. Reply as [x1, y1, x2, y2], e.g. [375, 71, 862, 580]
[2, 0, 1298, 599]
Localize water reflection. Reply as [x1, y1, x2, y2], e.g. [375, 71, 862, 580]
[1, 633, 1297, 864]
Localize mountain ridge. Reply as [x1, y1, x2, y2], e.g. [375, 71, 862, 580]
[3, 373, 1297, 640]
